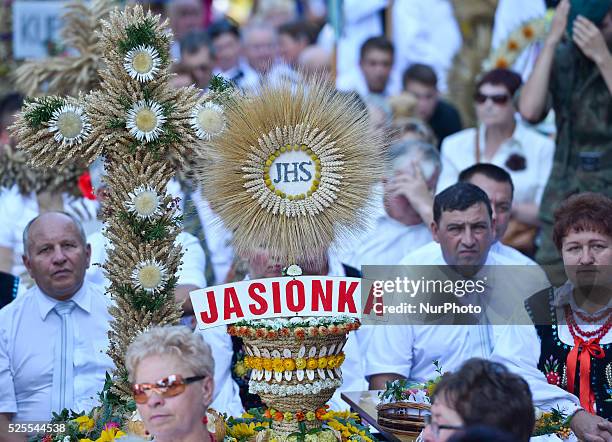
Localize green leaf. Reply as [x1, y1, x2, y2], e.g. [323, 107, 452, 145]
[24, 96, 65, 128]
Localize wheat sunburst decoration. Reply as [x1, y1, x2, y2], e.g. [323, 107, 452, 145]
[198, 77, 383, 265]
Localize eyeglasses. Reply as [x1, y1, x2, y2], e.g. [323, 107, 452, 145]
[131, 374, 206, 404]
[424, 414, 464, 436]
[474, 92, 510, 105]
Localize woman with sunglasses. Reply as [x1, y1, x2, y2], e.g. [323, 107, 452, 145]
[126, 326, 216, 442]
[435, 69, 554, 255]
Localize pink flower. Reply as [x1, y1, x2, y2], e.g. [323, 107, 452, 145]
[104, 422, 120, 430]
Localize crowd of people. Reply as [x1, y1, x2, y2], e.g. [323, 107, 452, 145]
[0, 0, 611, 441]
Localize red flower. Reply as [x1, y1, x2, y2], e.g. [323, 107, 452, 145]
[280, 328, 290, 337]
[267, 330, 278, 339]
[308, 327, 318, 337]
[42, 435, 53, 442]
[315, 407, 327, 420]
[318, 326, 329, 335]
[255, 328, 266, 338]
[264, 409, 272, 419]
[294, 327, 305, 340]
[295, 411, 306, 422]
[274, 411, 284, 421]
[78, 171, 96, 200]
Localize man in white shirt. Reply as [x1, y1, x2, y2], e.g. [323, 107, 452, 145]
[366, 183, 548, 389]
[337, 36, 395, 99]
[407, 163, 538, 266]
[0, 212, 113, 433]
[345, 139, 437, 268]
[208, 19, 259, 90]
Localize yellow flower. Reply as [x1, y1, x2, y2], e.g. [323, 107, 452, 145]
[80, 439, 95, 442]
[272, 358, 284, 372]
[295, 358, 307, 370]
[252, 357, 263, 370]
[229, 422, 258, 439]
[317, 357, 328, 369]
[283, 412, 293, 422]
[242, 412, 255, 419]
[283, 358, 296, 371]
[263, 359, 273, 371]
[306, 358, 318, 370]
[75, 415, 95, 432]
[96, 427, 126, 442]
[305, 411, 316, 421]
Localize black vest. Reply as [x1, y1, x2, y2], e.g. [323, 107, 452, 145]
[525, 288, 612, 418]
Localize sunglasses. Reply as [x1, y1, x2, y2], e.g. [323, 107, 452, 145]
[474, 92, 510, 105]
[131, 374, 206, 404]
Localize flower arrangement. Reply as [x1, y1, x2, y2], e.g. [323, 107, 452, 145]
[223, 409, 375, 442]
[482, 12, 552, 72]
[31, 375, 137, 442]
[533, 408, 572, 440]
[228, 317, 360, 340]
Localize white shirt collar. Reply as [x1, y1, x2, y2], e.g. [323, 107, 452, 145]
[36, 282, 92, 320]
[477, 115, 526, 157]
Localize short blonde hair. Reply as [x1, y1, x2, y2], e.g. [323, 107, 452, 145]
[126, 326, 214, 383]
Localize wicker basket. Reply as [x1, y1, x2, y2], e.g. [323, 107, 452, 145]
[376, 401, 430, 437]
[243, 331, 348, 435]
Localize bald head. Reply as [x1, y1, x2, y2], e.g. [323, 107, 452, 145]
[298, 45, 331, 79]
[22, 212, 90, 299]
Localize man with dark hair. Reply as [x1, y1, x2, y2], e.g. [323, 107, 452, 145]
[180, 30, 214, 90]
[403, 63, 462, 147]
[208, 18, 258, 89]
[459, 163, 536, 264]
[367, 183, 541, 390]
[423, 358, 535, 442]
[278, 20, 316, 68]
[519, 0, 612, 284]
[338, 36, 395, 98]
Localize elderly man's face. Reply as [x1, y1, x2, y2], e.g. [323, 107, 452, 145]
[562, 230, 612, 291]
[135, 353, 213, 440]
[168, 0, 202, 41]
[244, 29, 278, 74]
[23, 213, 91, 300]
[433, 202, 495, 269]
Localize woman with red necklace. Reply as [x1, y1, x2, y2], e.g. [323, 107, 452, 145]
[493, 192, 612, 440]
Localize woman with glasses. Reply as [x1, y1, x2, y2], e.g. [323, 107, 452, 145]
[126, 325, 216, 442]
[435, 69, 554, 255]
[420, 358, 534, 442]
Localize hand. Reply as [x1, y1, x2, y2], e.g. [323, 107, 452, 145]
[571, 409, 612, 442]
[385, 161, 432, 209]
[573, 16, 612, 65]
[547, 0, 570, 46]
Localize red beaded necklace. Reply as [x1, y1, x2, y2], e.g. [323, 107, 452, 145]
[565, 305, 612, 340]
[573, 307, 612, 323]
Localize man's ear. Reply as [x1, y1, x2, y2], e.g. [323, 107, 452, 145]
[22, 253, 32, 275]
[431, 222, 440, 243]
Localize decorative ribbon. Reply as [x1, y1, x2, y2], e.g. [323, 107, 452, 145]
[566, 336, 605, 413]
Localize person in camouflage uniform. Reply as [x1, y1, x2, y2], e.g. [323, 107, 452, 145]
[519, 0, 612, 285]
